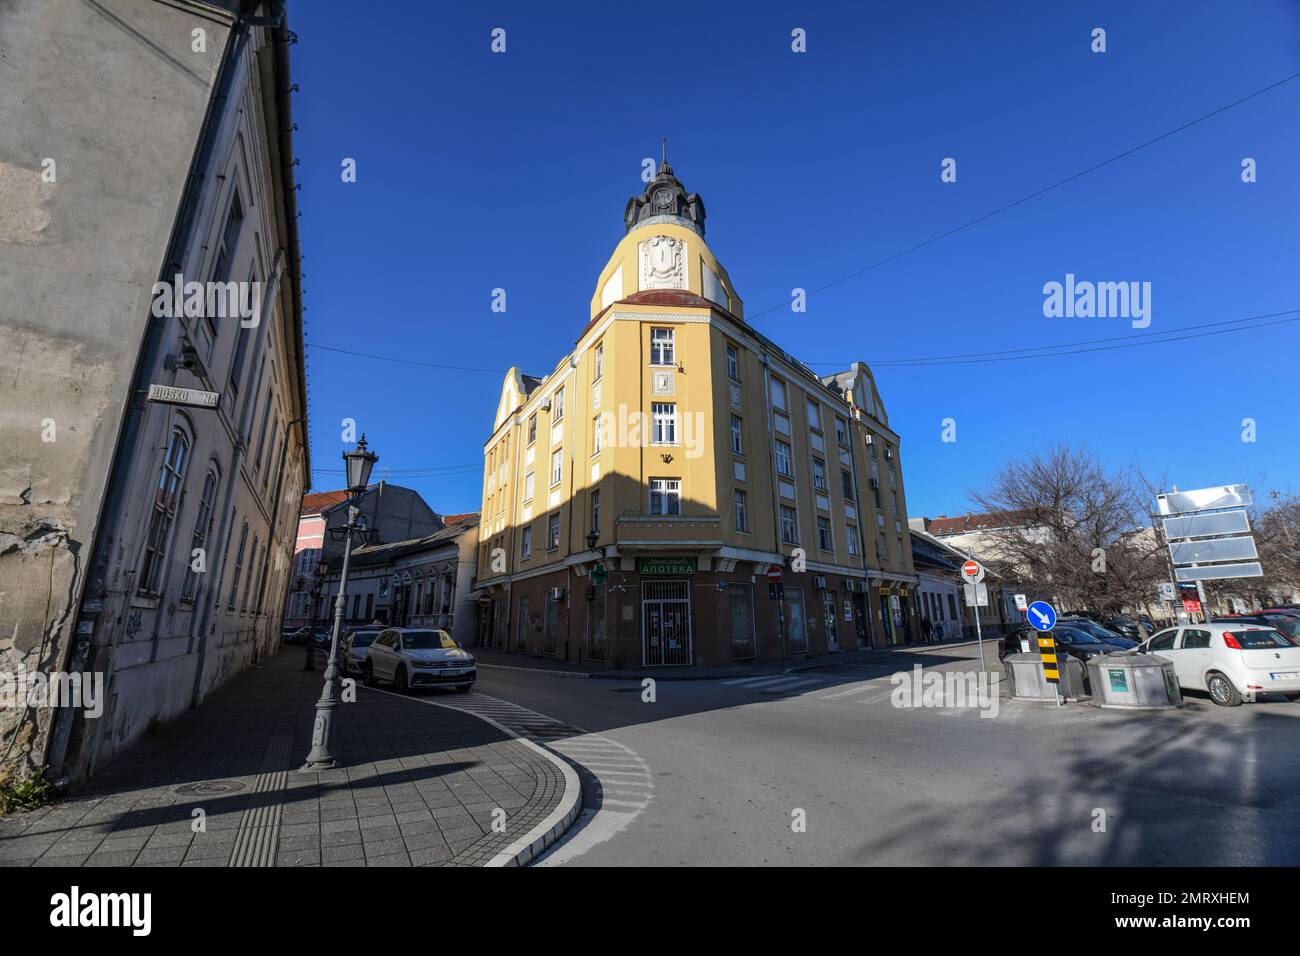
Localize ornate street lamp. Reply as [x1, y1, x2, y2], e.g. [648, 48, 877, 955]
[301, 435, 377, 770]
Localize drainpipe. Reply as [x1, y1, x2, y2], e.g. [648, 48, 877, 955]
[760, 358, 786, 658]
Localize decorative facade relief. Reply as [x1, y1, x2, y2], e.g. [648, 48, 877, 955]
[639, 235, 688, 290]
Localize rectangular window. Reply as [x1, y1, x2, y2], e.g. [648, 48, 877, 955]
[593, 341, 603, 381]
[841, 469, 855, 502]
[547, 512, 561, 550]
[779, 505, 798, 545]
[730, 415, 744, 455]
[650, 327, 675, 365]
[817, 516, 833, 551]
[770, 377, 788, 411]
[253, 388, 272, 474]
[649, 478, 681, 516]
[528, 414, 537, 446]
[651, 402, 677, 444]
[847, 524, 861, 556]
[524, 471, 535, 502]
[776, 440, 794, 478]
[806, 399, 822, 432]
[812, 457, 827, 492]
[210, 190, 243, 334]
[726, 344, 740, 382]
[521, 526, 533, 559]
[592, 416, 603, 454]
[835, 416, 849, 446]
[877, 533, 888, 561]
[735, 490, 749, 533]
[553, 387, 565, 422]
[551, 449, 563, 486]
[590, 489, 600, 538]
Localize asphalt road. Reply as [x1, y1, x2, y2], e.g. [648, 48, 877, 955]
[466, 645, 1300, 866]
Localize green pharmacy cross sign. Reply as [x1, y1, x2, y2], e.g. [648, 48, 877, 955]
[590, 562, 609, 586]
[637, 557, 696, 576]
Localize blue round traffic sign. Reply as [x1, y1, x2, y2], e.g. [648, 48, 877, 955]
[1026, 601, 1057, 631]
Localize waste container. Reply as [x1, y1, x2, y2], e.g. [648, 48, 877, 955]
[1086, 653, 1181, 709]
[1003, 652, 1087, 701]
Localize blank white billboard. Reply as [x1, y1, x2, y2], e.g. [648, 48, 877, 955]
[1174, 562, 1263, 582]
[1169, 536, 1258, 565]
[1162, 509, 1251, 540]
[1157, 484, 1252, 516]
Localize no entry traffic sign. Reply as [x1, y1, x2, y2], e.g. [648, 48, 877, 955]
[767, 564, 783, 584]
[960, 560, 985, 583]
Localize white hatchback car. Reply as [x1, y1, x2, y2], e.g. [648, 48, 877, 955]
[1139, 623, 1300, 705]
[362, 627, 476, 693]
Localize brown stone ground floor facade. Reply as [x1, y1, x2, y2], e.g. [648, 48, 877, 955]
[474, 557, 920, 669]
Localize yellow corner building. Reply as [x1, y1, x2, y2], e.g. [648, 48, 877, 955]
[473, 159, 918, 667]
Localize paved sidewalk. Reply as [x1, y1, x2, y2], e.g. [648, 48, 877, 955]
[472, 636, 999, 681]
[0, 651, 575, 867]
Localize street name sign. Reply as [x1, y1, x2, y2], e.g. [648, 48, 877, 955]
[147, 383, 219, 409]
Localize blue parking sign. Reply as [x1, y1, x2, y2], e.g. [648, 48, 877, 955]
[1027, 601, 1057, 631]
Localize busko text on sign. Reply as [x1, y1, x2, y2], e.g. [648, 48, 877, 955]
[147, 383, 219, 409]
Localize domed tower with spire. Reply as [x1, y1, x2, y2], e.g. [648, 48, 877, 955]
[588, 144, 741, 321]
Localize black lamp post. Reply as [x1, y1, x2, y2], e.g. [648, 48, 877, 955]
[302, 435, 377, 770]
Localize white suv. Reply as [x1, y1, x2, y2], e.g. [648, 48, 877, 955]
[1139, 623, 1300, 706]
[362, 627, 476, 693]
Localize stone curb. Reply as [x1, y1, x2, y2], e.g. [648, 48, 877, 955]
[364, 685, 582, 868]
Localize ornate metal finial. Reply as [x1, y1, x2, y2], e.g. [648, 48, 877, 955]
[661, 137, 667, 168]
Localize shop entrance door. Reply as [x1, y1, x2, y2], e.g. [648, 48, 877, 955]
[642, 580, 693, 666]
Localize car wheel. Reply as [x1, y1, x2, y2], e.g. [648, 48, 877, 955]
[455, 684, 471, 693]
[363, 661, 375, 687]
[1207, 672, 1242, 707]
[394, 665, 409, 694]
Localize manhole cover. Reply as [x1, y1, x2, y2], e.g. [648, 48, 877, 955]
[174, 780, 246, 796]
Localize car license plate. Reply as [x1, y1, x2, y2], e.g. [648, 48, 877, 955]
[1270, 672, 1300, 680]
[445, 667, 465, 676]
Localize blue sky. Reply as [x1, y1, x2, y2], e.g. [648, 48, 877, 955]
[290, 0, 1300, 518]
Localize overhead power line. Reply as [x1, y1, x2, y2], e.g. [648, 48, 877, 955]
[745, 68, 1300, 322]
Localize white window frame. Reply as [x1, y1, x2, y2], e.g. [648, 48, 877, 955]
[776, 440, 794, 478]
[735, 489, 749, 533]
[551, 449, 563, 487]
[649, 478, 681, 516]
[651, 402, 677, 445]
[650, 327, 675, 366]
[779, 505, 798, 545]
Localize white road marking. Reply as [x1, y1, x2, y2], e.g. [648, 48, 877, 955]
[819, 679, 890, 700]
[721, 675, 795, 687]
[755, 676, 822, 692]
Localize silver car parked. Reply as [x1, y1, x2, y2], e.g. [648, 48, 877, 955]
[362, 627, 476, 693]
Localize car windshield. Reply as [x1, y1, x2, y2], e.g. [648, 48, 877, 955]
[349, 631, 380, 647]
[1058, 628, 1101, 644]
[1230, 629, 1293, 649]
[401, 630, 456, 650]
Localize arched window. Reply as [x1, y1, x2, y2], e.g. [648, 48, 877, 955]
[139, 426, 191, 595]
[180, 465, 220, 602]
[229, 521, 249, 610]
[242, 534, 259, 611]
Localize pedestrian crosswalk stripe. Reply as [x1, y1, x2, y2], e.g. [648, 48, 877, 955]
[819, 680, 888, 700]
[755, 676, 819, 692]
[721, 675, 793, 687]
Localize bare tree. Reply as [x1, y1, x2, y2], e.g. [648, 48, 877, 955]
[971, 446, 1165, 613]
[1250, 492, 1300, 603]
